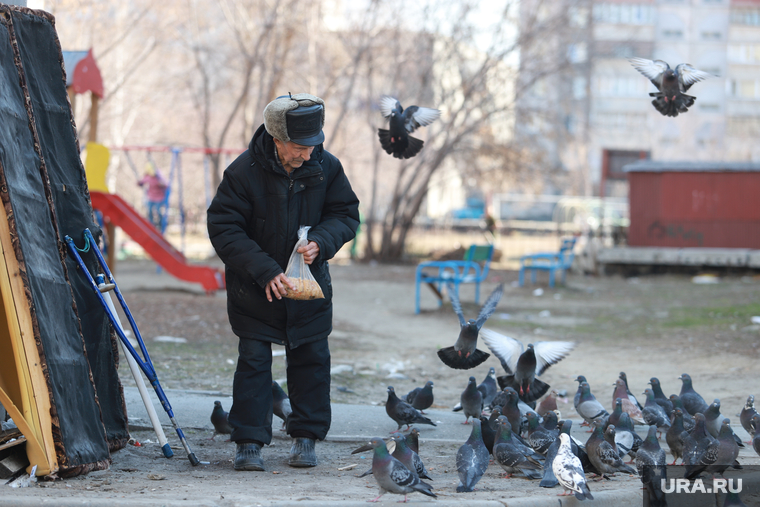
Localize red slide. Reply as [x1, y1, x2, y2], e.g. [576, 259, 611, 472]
[90, 191, 225, 293]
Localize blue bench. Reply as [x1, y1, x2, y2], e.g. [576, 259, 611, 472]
[518, 237, 577, 288]
[415, 244, 495, 314]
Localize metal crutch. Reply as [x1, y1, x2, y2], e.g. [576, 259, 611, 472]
[65, 229, 201, 466]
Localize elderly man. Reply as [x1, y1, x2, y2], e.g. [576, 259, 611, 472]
[207, 93, 360, 471]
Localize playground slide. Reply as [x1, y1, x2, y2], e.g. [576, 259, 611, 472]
[89, 191, 225, 293]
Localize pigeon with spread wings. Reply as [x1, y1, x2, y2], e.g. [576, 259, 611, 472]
[437, 284, 503, 370]
[480, 329, 575, 403]
[378, 96, 440, 159]
[629, 57, 712, 117]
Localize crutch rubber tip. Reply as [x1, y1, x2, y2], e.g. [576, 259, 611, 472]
[188, 453, 201, 466]
[161, 444, 174, 458]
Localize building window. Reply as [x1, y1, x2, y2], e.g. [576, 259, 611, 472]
[573, 77, 587, 99]
[567, 43, 588, 64]
[593, 112, 648, 130]
[701, 31, 722, 40]
[594, 76, 648, 97]
[662, 29, 684, 39]
[728, 44, 760, 64]
[727, 117, 760, 137]
[731, 9, 760, 26]
[699, 103, 720, 112]
[728, 80, 760, 99]
[593, 4, 654, 25]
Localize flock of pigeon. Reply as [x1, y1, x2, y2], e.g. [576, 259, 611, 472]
[345, 284, 760, 503]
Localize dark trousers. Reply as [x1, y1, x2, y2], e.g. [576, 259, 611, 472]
[228, 338, 331, 445]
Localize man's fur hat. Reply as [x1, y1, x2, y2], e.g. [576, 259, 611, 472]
[263, 93, 325, 146]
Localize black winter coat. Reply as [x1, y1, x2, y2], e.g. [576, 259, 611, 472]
[207, 125, 360, 348]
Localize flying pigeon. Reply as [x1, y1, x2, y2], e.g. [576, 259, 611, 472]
[391, 434, 432, 481]
[576, 382, 610, 428]
[635, 425, 668, 507]
[477, 368, 498, 408]
[642, 389, 671, 436]
[437, 284, 502, 370]
[585, 422, 637, 477]
[405, 381, 434, 413]
[648, 378, 673, 418]
[365, 437, 436, 502]
[678, 373, 709, 416]
[493, 416, 543, 479]
[385, 386, 436, 432]
[272, 381, 292, 430]
[553, 433, 594, 500]
[616, 372, 643, 410]
[669, 394, 695, 432]
[460, 376, 484, 425]
[629, 57, 712, 117]
[456, 419, 490, 492]
[666, 408, 688, 465]
[209, 400, 234, 441]
[480, 329, 575, 402]
[378, 96, 441, 159]
[740, 395, 757, 439]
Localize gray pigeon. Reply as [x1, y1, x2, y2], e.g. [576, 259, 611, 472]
[525, 412, 556, 455]
[209, 400, 234, 441]
[541, 410, 559, 433]
[685, 418, 740, 480]
[740, 395, 757, 438]
[456, 419, 490, 492]
[539, 420, 566, 488]
[460, 376, 484, 425]
[576, 382, 609, 428]
[493, 416, 542, 480]
[669, 394, 695, 432]
[666, 408, 688, 465]
[629, 57, 712, 117]
[635, 425, 668, 507]
[272, 381, 292, 430]
[641, 389, 670, 435]
[612, 412, 642, 461]
[437, 284, 502, 370]
[682, 413, 716, 474]
[612, 381, 644, 424]
[705, 399, 744, 447]
[574, 375, 588, 408]
[648, 378, 673, 418]
[480, 329, 574, 403]
[391, 434, 432, 481]
[480, 411, 498, 455]
[407, 427, 421, 455]
[553, 433, 594, 500]
[477, 368, 498, 408]
[678, 373, 709, 416]
[752, 414, 760, 457]
[385, 386, 436, 432]
[496, 387, 523, 435]
[585, 422, 636, 477]
[365, 437, 436, 502]
[617, 372, 643, 410]
[405, 381, 434, 413]
[378, 96, 440, 159]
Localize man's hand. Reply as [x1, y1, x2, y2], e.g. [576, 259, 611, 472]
[297, 240, 320, 265]
[265, 273, 295, 302]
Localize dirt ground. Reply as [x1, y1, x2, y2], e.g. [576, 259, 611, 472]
[8, 260, 760, 504]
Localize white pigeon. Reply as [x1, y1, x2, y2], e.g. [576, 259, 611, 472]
[553, 433, 594, 501]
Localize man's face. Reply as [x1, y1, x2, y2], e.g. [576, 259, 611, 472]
[273, 138, 314, 172]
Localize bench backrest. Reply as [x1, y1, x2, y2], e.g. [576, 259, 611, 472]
[559, 237, 577, 267]
[464, 244, 495, 279]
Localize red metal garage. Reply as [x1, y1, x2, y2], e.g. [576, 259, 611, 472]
[625, 161, 760, 249]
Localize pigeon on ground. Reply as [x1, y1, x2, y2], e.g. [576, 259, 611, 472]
[405, 381, 434, 413]
[752, 414, 760, 457]
[460, 376, 484, 425]
[480, 329, 574, 403]
[525, 412, 556, 455]
[740, 395, 757, 438]
[629, 57, 712, 117]
[541, 411, 560, 433]
[642, 389, 670, 435]
[365, 437, 436, 502]
[480, 412, 498, 455]
[666, 408, 688, 465]
[493, 416, 543, 479]
[682, 413, 716, 473]
[209, 400, 234, 441]
[635, 425, 668, 507]
[678, 373, 709, 416]
[437, 284, 502, 370]
[616, 372, 643, 410]
[537, 390, 565, 417]
[407, 427, 421, 455]
[724, 491, 749, 507]
[669, 394, 695, 432]
[391, 434, 432, 481]
[477, 368, 498, 408]
[576, 382, 610, 428]
[586, 422, 636, 477]
[648, 378, 673, 418]
[612, 382, 644, 424]
[574, 375, 587, 409]
[612, 412, 642, 461]
[385, 386, 436, 432]
[539, 420, 570, 488]
[272, 381, 292, 430]
[553, 433, 594, 500]
[496, 387, 523, 435]
[685, 418, 741, 480]
[456, 419, 490, 492]
[378, 96, 441, 159]
[705, 399, 744, 447]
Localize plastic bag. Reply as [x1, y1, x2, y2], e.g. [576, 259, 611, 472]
[282, 226, 325, 300]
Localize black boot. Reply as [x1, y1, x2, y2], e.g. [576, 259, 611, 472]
[288, 437, 317, 467]
[234, 442, 264, 471]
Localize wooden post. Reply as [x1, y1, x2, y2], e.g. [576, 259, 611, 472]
[88, 92, 99, 144]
